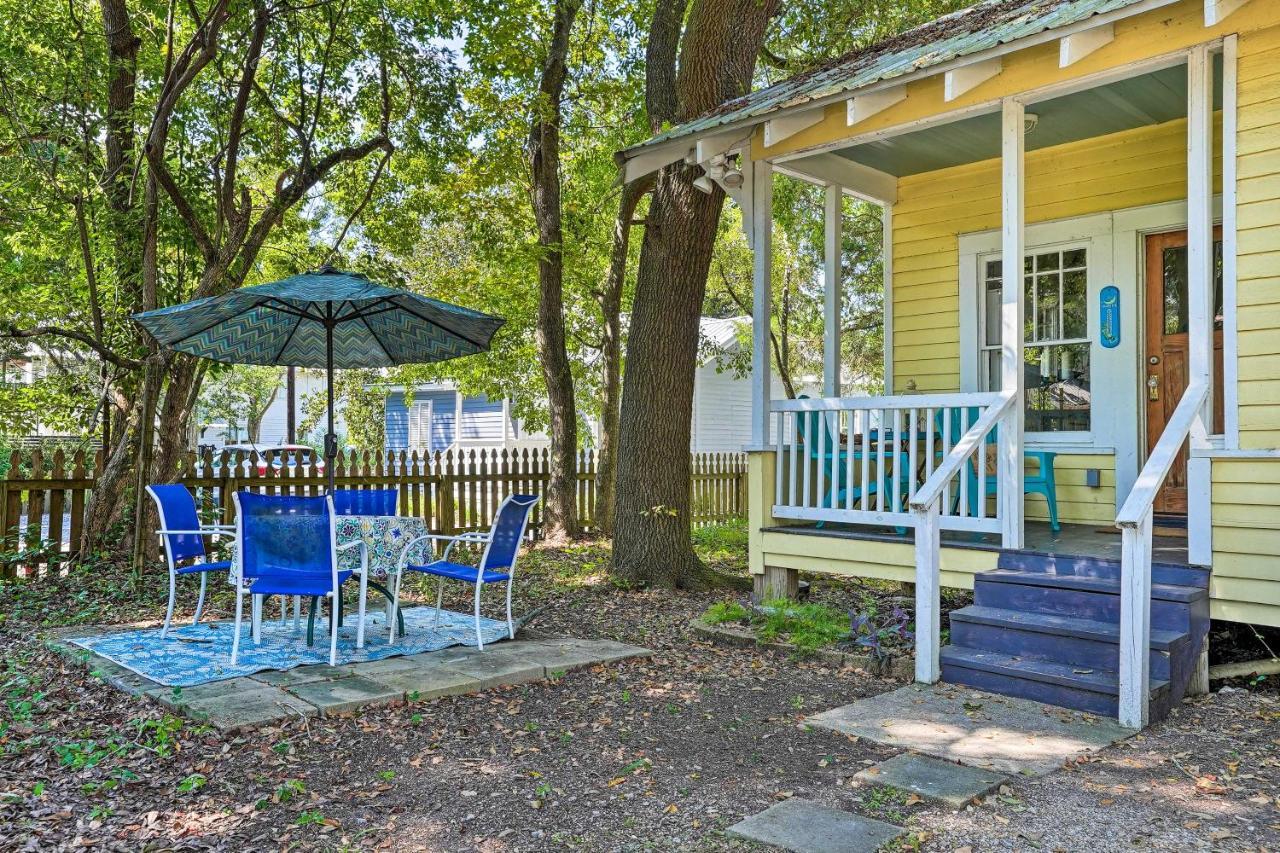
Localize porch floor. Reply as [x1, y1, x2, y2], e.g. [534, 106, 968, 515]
[763, 520, 1190, 565]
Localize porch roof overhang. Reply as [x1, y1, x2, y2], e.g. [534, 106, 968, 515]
[617, 0, 1246, 192]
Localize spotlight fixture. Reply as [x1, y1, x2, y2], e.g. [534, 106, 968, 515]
[693, 175, 715, 193]
[721, 169, 744, 189]
[1024, 112, 1040, 134]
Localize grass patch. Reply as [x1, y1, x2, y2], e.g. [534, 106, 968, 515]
[703, 600, 750, 625]
[691, 520, 748, 570]
[701, 597, 850, 654]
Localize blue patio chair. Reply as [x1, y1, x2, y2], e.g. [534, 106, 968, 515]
[146, 484, 235, 638]
[794, 396, 909, 527]
[390, 494, 539, 650]
[331, 488, 399, 516]
[935, 407, 1059, 532]
[231, 492, 368, 666]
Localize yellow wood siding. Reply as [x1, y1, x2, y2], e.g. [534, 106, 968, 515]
[1211, 459, 1280, 626]
[891, 117, 1221, 397]
[759, 530, 995, 589]
[1235, 24, 1280, 449]
[887, 115, 1224, 526]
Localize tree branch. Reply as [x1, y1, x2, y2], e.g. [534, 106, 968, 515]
[220, 0, 270, 231]
[319, 147, 391, 266]
[0, 325, 141, 370]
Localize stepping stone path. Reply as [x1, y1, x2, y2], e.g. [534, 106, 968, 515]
[854, 753, 1007, 809]
[807, 682, 1130, 776]
[49, 634, 650, 731]
[727, 798, 903, 853]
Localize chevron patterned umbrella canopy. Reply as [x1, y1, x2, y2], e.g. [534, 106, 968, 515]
[134, 267, 503, 369]
[134, 267, 504, 489]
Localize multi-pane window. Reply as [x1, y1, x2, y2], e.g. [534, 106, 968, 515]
[980, 248, 1090, 432]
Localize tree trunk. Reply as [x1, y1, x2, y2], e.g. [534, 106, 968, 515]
[82, 0, 143, 554]
[594, 177, 649, 534]
[529, 0, 582, 542]
[611, 0, 777, 587]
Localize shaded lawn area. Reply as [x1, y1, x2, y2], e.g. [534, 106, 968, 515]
[0, 522, 1276, 851]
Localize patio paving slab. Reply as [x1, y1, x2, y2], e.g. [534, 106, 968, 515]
[287, 674, 405, 716]
[521, 637, 652, 674]
[854, 753, 1007, 809]
[182, 684, 318, 730]
[726, 798, 903, 853]
[807, 683, 1131, 776]
[369, 664, 478, 702]
[55, 633, 651, 731]
[250, 663, 355, 686]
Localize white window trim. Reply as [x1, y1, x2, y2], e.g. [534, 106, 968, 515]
[977, 241, 1094, 441]
[960, 212, 1112, 450]
[408, 398, 434, 450]
[960, 197, 1225, 512]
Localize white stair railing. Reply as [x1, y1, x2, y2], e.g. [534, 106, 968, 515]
[1115, 382, 1208, 729]
[908, 392, 1016, 683]
[770, 392, 1008, 533]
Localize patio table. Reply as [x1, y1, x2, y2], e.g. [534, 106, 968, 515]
[228, 513, 435, 640]
[227, 514, 432, 583]
[333, 514, 432, 581]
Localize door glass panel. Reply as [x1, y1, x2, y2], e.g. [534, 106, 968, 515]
[1161, 240, 1224, 334]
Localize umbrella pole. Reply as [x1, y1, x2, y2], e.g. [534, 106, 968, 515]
[325, 313, 336, 493]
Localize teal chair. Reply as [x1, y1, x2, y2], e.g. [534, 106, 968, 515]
[794, 397, 909, 527]
[935, 407, 1059, 532]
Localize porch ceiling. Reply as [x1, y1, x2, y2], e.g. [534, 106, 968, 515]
[835, 58, 1222, 177]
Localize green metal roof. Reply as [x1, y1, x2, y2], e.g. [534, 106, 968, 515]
[624, 0, 1173, 158]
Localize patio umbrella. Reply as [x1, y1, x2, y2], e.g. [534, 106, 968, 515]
[134, 266, 504, 490]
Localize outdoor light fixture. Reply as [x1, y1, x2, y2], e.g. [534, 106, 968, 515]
[693, 174, 716, 193]
[721, 169, 744, 188]
[1024, 112, 1040, 134]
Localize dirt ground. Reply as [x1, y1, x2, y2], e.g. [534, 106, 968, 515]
[1, 536, 1277, 851]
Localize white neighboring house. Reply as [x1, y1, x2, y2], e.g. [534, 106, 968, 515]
[691, 317, 812, 453]
[197, 370, 342, 449]
[196, 316, 812, 454]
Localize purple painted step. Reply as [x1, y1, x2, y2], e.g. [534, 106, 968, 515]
[997, 550, 1210, 590]
[949, 606, 1183, 680]
[941, 550, 1211, 725]
[974, 570, 1202, 631]
[940, 645, 1172, 719]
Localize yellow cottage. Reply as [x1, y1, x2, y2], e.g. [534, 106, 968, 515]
[620, 0, 1280, 728]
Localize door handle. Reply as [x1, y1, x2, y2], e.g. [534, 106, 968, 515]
[1147, 374, 1160, 401]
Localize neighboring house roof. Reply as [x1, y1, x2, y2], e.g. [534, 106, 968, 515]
[700, 316, 750, 353]
[623, 0, 1164, 157]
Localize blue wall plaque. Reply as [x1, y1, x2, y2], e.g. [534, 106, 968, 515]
[1100, 285, 1120, 349]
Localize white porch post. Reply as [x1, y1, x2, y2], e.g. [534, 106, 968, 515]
[751, 159, 774, 447]
[1187, 44, 1214, 566]
[999, 98, 1026, 548]
[823, 184, 843, 397]
[882, 204, 894, 394]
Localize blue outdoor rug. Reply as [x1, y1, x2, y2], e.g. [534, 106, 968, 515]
[69, 607, 511, 687]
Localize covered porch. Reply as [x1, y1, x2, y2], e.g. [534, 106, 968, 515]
[690, 5, 1249, 729]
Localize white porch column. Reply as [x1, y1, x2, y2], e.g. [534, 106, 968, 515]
[882, 204, 894, 394]
[751, 159, 774, 447]
[823, 184, 843, 397]
[1187, 44, 1215, 566]
[999, 98, 1026, 548]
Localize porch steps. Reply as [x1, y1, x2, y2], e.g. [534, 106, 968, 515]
[939, 551, 1210, 723]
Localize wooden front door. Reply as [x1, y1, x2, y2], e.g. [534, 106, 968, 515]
[1143, 229, 1223, 515]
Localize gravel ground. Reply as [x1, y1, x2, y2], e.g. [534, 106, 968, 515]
[1, 538, 1277, 851]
